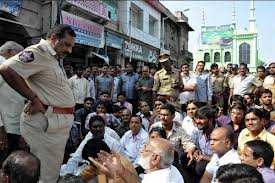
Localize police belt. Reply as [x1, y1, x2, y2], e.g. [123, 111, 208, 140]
[43, 105, 74, 114]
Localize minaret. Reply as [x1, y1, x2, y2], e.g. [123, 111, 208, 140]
[249, 0, 256, 33]
[201, 9, 206, 32]
[232, 2, 236, 26]
[201, 9, 205, 27]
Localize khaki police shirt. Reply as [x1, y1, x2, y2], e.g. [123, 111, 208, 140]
[211, 74, 225, 93]
[153, 68, 182, 98]
[3, 39, 75, 108]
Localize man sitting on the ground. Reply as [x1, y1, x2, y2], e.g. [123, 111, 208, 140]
[90, 138, 185, 183]
[240, 140, 275, 183]
[60, 115, 123, 176]
[200, 127, 241, 183]
[120, 115, 148, 167]
[80, 138, 137, 183]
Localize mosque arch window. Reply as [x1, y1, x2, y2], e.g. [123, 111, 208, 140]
[239, 42, 250, 64]
[214, 52, 220, 62]
[225, 52, 231, 62]
[204, 53, 210, 62]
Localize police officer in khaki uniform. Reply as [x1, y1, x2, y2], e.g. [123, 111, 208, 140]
[0, 25, 76, 183]
[153, 53, 183, 111]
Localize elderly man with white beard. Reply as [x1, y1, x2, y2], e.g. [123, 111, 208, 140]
[89, 138, 184, 183]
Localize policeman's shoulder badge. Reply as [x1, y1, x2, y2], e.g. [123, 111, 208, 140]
[19, 51, 34, 63]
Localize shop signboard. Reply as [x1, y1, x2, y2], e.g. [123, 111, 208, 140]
[106, 32, 123, 49]
[66, 0, 108, 19]
[123, 40, 159, 63]
[0, 0, 23, 16]
[62, 11, 104, 48]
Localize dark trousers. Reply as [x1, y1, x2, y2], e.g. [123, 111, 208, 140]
[180, 152, 210, 183]
[0, 133, 29, 167]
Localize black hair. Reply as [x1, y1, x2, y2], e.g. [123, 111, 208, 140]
[100, 91, 110, 96]
[244, 92, 254, 100]
[160, 103, 176, 115]
[216, 164, 264, 183]
[180, 62, 189, 68]
[82, 138, 111, 161]
[186, 100, 202, 108]
[230, 95, 243, 104]
[259, 89, 272, 98]
[102, 63, 109, 67]
[2, 151, 40, 183]
[88, 115, 105, 129]
[197, 61, 205, 65]
[256, 66, 265, 72]
[245, 140, 274, 167]
[240, 63, 248, 68]
[46, 24, 76, 39]
[210, 63, 219, 69]
[112, 104, 123, 113]
[149, 126, 167, 139]
[131, 114, 142, 124]
[230, 103, 247, 112]
[115, 64, 122, 68]
[227, 63, 232, 67]
[73, 64, 84, 72]
[117, 92, 126, 97]
[155, 97, 167, 104]
[194, 106, 216, 120]
[150, 65, 158, 69]
[96, 101, 107, 109]
[246, 108, 264, 120]
[84, 97, 94, 103]
[58, 174, 86, 183]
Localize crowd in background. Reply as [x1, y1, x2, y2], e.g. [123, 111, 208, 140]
[0, 25, 274, 183]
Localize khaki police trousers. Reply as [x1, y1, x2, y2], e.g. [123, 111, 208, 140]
[20, 106, 73, 183]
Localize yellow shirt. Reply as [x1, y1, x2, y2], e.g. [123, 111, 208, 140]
[238, 128, 275, 166]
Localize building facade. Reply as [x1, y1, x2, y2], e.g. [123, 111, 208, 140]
[194, 1, 259, 73]
[0, 0, 193, 69]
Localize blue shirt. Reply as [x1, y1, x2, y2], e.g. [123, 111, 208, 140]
[121, 72, 139, 99]
[195, 72, 213, 103]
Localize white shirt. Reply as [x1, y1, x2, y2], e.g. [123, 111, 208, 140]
[179, 73, 197, 104]
[0, 55, 6, 64]
[174, 111, 184, 125]
[231, 74, 261, 96]
[68, 75, 90, 104]
[181, 116, 199, 143]
[105, 126, 120, 141]
[88, 77, 95, 100]
[206, 148, 241, 183]
[0, 56, 24, 135]
[141, 165, 184, 183]
[60, 131, 123, 176]
[120, 128, 148, 167]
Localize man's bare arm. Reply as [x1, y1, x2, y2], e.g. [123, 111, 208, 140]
[200, 171, 212, 183]
[0, 65, 35, 100]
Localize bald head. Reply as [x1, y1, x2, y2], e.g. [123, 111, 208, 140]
[149, 138, 174, 168]
[210, 127, 233, 157]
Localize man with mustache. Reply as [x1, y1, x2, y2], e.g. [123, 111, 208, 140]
[0, 25, 76, 183]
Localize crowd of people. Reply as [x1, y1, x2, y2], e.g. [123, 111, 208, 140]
[0, 24, 274, 183]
